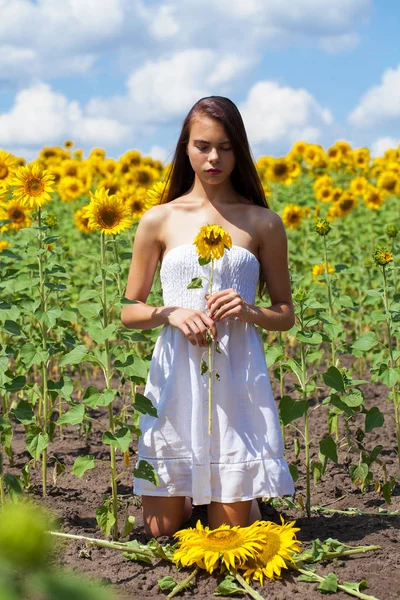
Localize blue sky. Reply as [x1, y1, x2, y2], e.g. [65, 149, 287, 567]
[0, 0, 399, 163]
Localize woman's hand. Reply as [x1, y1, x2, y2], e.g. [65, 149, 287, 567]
[205, 288, 256, 323]
[167, 308, 218, 347]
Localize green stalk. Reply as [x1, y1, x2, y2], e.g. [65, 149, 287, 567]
[48, 531, 154, 559]
[323, 235, 335, 365]
[37, 207, 48, 497]
[208, 259, 215, 435]
[233, 571, 264, 600]
[0, 478, 5, 505]
[299, 301, 311, 519]
[167, 566, 199, 598]
[292, 564, 380, 600]
[382, 265, 400, 470]
[100, 232, 119, 539]
[112, 234, 123, 298]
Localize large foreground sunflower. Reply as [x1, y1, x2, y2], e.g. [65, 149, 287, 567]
[173, 520, 265, 574]
[240, 517, 301, 584]
[193, 224, 232, 261]
[12, 164, 55, 209]
[84, 187, 132, 235]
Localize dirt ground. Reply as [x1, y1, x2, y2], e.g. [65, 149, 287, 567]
[4, 365, 400, 600]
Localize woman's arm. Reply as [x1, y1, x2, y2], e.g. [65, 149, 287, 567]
[121, 205, 178, 330]
[251, 210, 295, 332]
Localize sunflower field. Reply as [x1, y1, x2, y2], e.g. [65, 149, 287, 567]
[0, 140, 399, 599]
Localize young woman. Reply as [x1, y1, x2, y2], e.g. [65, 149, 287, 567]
[121, 96, 295, 537]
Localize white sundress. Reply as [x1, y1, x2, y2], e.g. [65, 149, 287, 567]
[134, 243, 295, 505]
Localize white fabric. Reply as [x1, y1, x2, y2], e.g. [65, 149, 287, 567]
[134, 244, 295, 505]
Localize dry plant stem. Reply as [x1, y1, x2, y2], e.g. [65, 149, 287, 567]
[167, 566, 199, 598]
[292, 564, 381, 600]
[208, 258, 215, 435]
[101, 232, 119, 540]
[37, 207, 48, 497]
[382, 265, 400, 470]
[232, 571, 265, 600]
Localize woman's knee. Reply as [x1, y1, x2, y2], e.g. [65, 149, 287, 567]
[142, 495, 192, 537]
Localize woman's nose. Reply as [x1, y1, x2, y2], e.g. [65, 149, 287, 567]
[208, 147, 219, 162]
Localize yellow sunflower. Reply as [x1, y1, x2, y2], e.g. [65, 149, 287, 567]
[312, 262, 335, 284]
[377, 171, 398, 196]
[314, 185, 333, 203]
[0, 240, 11, 251]
[147, 180, 169, 204]
[64, 140, 74, 149]
[84, 187, 133, 235]
[126, 187, 153, 220]
[281, 204, 304, 230]
[0, 150, 17, 186]
[173, 520, 265, 574]
[313, 174, 333, 192]
[351, 148, 370, 170]
[0, 199, 32, 231]
[363, 186, 384, 210]
[11, 164, 55, 209]
[193, 224, 232, 261]
[240, 517, 301, 584]
[73, 208, 92, 234]
[266, 158, 291, 184]
[373, 247, 393, 266]
[290, 141, 308, 157]
[58, 176, 86, 203]
[350, 176, 369, 196]
[130, 165, 160, 188]
[335, 190, 357, 217]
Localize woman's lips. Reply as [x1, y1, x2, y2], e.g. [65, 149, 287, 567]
[207, 169, 222, 174]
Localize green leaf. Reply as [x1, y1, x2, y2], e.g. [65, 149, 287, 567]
[82, 386, 116, 408]
[349, 463, 369, 487]
[379, 365, 400, 387]
[369, 445, 384, 463]
[317, 572, 338, 592]
[20, 343, 48, 368]
[26, 428, 49, 460]
[187, 277, 203, 289]
[322, 366, 345, 393]
[289, 464, 299, 482]
[134, 392, 158, 417]
[279, 396, 308, 425]
[87, 323, 117, 344]
[77, 303, 102, 319]
[134, 459, 160, 486]
[42, 307, 62, 328]
[71, 455, 95, 478]
[296, 331, 323, 345]
[342, 580, 368, 593]
[56, 403, 85, 426]
[3, 320, 22, 336]
[329, 393, 354, 416]
[59, 344, 88, 367]
[265, 344, 285, 367]
[198, 256, 211, 266]
[114, 355, 148, 379]
[214, 574, 246, 596]
[10, 400, 35, 425]
[319, 436, 338, 463]
[3, 474, 23, 500]
[102, 427, 132, 453]
[365, 407, 384, 433]
[342, 389, 364, 407]
[96, 501, 116, 538]
[283, 358, 303, 385]
[158, 576, 178, 592]
[121, 297, 139, 305]
[351, 332, 378, 351]
[4, 375, 26, 393]
[43, 235, 60, 244]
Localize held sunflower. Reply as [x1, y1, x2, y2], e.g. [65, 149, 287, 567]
[240, 517, 301, 584]
[84, 187, 133, 235]
[173, 520, 265, 574]
[11, 164, 55, 209]
[193, 224, 232, 261]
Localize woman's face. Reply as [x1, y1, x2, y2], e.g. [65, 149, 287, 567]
[186, 115, 235, 183]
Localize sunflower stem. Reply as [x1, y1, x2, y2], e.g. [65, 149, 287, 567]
[208, 259, 215, 435]
[292, 564, 381, 600]
[167, 566, 199, 598]
[37, 206, 48, 497]
[100, 231, 119, 540]
[233, 571, 265, 600]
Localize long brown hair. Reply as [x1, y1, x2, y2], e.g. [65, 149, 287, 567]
[160, 96, 269, 299]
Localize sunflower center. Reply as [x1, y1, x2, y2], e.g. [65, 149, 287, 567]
[205, 232, 222, 246]
[274, 164, 288, 176]
[384, 179, 396, 191]
[26, 177, 44, 195]
[66, 167, 77, 177]
[340, 199, 353, 211]
[70, 184, 79, 193]
[100, 209, 117, 227]
[255, 533, 281, 565]
[289, 212, 300, 223]
[107, 185, 118, 195]
[11, 209, 24, 222]
[204, 529, 242, 550]
[0, 163, 8, 179]
[132, 201, 143, 211]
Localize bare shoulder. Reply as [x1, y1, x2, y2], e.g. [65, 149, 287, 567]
[243, 203, 284, 245]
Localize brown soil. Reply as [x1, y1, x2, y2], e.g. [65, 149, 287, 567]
[4, 368, 400, 600]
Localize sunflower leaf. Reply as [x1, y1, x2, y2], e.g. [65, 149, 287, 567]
[158, 576, 178, 591]
[214, 574, 246, 596]
[187, 277, 203, 289]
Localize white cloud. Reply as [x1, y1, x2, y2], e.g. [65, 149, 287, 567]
[149, 4, 180, 39]
[348, 64, 400, 128]
[87, 48, 254, 128]
[239, 81, 333, 152]
[147, 145, 170, 162]
[0, 82, 130, 148]
[319, 33, 360, 54]
[371, 137, 399, 158]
